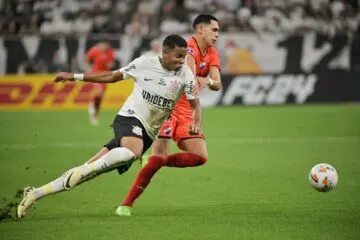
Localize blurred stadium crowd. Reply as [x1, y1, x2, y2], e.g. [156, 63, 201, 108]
[0, 0, 359, 37]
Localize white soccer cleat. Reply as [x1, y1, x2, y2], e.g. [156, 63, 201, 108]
[17, 187, 36, 219]
[90, 116, 99, 126]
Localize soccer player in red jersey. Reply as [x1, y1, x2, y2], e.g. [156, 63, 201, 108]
[84, 41, 115, 125]
[116, 14, 222, 216]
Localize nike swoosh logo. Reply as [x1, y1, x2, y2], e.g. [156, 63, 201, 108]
[144, 78, 153, 81]
[64, 172, 74, 189]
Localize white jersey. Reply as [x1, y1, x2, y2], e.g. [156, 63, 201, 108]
[116, 55, 196, 139]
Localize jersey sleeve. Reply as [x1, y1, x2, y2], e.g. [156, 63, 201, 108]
[183, 67, 197, 100]
[186, 41, 197, 61]
[209, 49, 221, 70]
[119, 56, 145, 81]
[87, 47, 98, 60]
[109, 49, 115, 61]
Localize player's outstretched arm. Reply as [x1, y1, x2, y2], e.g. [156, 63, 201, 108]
[53, 71, 124, 83]
[188, 98, 202, 135]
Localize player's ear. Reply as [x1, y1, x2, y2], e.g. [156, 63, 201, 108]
[162, 46, 168, 53]
[197, 24, 204, 34]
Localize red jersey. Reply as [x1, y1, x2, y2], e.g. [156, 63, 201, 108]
[173, 37, 221, 117]
[87, 46, 115, 72]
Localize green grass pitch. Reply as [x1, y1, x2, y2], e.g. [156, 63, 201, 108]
[0, 104, 359, 240]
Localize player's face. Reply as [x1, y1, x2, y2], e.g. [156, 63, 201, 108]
[201, 20, 220, 47]
[162, 46, 187, 71]
[99, 42, 110, 51]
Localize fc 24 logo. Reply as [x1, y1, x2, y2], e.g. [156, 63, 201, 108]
[222, 75, 317, 105]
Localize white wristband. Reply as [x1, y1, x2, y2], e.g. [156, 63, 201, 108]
[207, 77, 214, 86]
[74, 73, 84, 81]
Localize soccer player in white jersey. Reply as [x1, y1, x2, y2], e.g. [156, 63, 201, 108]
[16, 34, 201, 219]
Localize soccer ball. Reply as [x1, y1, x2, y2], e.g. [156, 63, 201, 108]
[309, 163, 338, 192]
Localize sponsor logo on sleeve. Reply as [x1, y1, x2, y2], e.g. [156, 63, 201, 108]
[124, 64, 136, 72]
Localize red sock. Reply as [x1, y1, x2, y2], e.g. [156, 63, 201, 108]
[121, 156, 165, 207]
[165, 153, 207, 168]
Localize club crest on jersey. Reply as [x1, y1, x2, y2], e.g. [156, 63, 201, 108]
[187, 48, 194, 54]
[164, 127, 172, 135]
[199, 62, 206, 69]
[169, 79, 180, 92]
[132, 126, 143, 136]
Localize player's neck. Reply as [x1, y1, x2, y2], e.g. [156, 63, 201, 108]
[193, 36, 210, 55]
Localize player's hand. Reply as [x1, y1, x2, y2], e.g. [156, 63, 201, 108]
[197, 77, 209, 90]
[189, 122, 201, 135]
[54, 72, 75, 83]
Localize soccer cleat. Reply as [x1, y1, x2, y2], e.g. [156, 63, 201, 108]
[114, 206, 131, 216]
[17, 187, 36, 219]
[140, 154, 149, 167]
[89, 115, 99, 126]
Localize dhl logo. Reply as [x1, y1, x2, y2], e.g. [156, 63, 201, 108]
[0, 75, 133, 110]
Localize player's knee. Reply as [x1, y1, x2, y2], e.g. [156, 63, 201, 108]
[151, 139, 170, 159]
[151, 147, 169, 160]
[121, 140, 144, 159]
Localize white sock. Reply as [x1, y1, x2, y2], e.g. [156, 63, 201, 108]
[32, 167, 78, 200]
[77, 147, 135, 178]
[32, 148, 134, 198]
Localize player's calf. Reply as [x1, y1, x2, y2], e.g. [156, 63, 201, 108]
[165, 153, 207, 168]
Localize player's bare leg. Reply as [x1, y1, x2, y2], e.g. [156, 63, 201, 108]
[89, 88, 104, 126]
[116, 138, 170, 216]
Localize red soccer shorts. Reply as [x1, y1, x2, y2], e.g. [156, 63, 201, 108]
[158, 113, 205, 147]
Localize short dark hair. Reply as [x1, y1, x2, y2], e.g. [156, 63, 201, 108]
[162, 34, 187, 49]
[192, 14, 219, 29]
